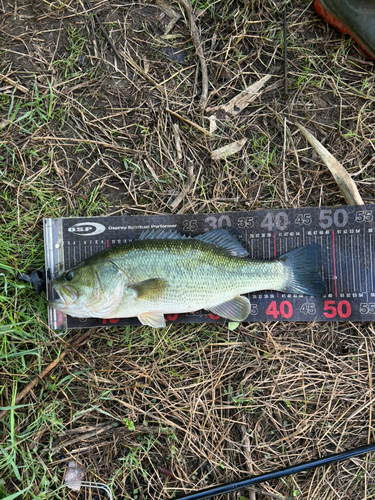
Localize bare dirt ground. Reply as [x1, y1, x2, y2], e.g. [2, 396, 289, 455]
[0, 0, 375, 499]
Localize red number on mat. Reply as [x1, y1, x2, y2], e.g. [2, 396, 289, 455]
[102, 318, 119, 324]
[166, 314, 178, 321]
[266, 301, 279, 319]
[280, 301, 293, 318]
[323, 300, 336, 318]
[323, 300, 351, 319]
[266, 301, 293, 319]
[337, 300, 351, 318]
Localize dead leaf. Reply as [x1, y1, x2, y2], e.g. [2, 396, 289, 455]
[211, 138, 247, 160]
[0, 120, 10, 130]
[296, 123, 364, 206]
[208, 75, 272, 132]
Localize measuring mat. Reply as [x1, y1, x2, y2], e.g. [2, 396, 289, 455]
[44, 204, 375, 330]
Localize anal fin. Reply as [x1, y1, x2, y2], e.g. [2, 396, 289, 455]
[138, 311, 166, 328]
[207, 295, 250, 321]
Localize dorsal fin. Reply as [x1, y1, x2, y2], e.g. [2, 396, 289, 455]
[195, 228, 248, 257]
[138, 229, 189, 241]
[138, 227, 248, 257]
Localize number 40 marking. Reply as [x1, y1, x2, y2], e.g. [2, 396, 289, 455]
[266, 300, 293, 318]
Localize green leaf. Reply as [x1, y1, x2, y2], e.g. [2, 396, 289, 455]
[124, 418, 135, 431]
[228, 322, 240, 331]
[1, 487, 31, 500]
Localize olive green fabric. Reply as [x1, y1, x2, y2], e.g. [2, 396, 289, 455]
[318, 0, 375, 58]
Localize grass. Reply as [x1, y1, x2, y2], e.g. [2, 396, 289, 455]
[0, 0, 375, 498]
[53, 27, 90, 79]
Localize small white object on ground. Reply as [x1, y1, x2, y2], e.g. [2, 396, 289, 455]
[65, 459, 85, 492]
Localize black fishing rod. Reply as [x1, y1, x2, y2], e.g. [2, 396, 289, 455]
[176, 443, 375, 500]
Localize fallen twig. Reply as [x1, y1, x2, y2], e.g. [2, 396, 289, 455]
[156, 0, 181, 35]
[240, 423, 257, 500]
[169, 160, 194, 211]
[47, 423, 117, 455]
[283, 6, 288, 96]
[1, 74, 28, 94]
[172, 123, 183, 160]
[180, 0, 208, 109]
[282, 117, 289, 202]
[33, 135, 128, 154]
[166, 108, 210, 135]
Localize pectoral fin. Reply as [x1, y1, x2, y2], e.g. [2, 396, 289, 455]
[207, 295, 250, 321]
[129, 278, 168, 300]
[138, 311, 166, 328]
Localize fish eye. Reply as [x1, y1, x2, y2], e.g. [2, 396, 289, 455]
[65, 271, 74, 281]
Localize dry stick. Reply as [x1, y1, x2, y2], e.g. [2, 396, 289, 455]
[208, 74, 272, 133]
[283, 5, 288, 96]
[180, 0, 208, 109]
[34, 135, 128, 153]
[282, 117, 289, 203]
[170, 161, 195, 211]
[211, 138, 247, 160]
[156, 0, 181, 36]
[0, 330, 94, 420]
[173, 123, 183, 160]
[240, 421, 286, 500]
[51, 424, 164, 455]
[1, 74, 28, 94]
[57, 421, 116, 436]
[254, 491, 285, 500]
[240, 423, 257, 500]
[296, 123, 364, 205]
[166, 108, 210, 135]
[47, 423, 117, 455]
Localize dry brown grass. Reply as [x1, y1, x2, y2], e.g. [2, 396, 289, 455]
[0, 0, 375, 498]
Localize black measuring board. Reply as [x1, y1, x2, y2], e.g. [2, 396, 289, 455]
[44, 204, 375, 330]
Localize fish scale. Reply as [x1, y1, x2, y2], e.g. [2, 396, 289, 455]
[98, 240, 277, 311]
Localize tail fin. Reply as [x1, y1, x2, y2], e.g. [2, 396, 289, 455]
[279, 243, 326, 296]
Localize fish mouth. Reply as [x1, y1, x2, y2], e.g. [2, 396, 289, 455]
[47, 298, 66, 311]
[49, 283, 78, 309]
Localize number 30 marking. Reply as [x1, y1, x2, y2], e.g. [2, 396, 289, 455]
[205, 215, 231, 231]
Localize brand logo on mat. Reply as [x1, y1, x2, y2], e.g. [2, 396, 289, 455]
[67, 222, 106, 236]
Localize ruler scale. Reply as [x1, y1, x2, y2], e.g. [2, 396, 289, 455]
[44, 204, 375, 330]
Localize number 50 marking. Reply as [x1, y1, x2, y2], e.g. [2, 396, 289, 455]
[323, 300, 351, 318]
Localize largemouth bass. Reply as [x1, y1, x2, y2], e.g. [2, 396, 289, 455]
[48, 228, 325, 328]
